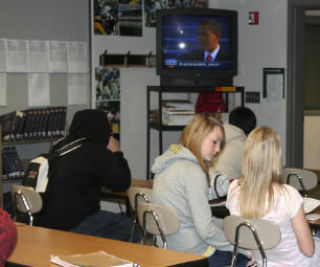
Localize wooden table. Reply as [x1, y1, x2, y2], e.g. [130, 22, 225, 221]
[7, 224, 208, 267]
[101, 178, 153, 199]
[100, 178, 153, 215]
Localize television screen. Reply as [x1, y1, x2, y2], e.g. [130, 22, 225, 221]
[157, 8, 238, 85]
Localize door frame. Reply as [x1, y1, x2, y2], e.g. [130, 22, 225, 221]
[287, 0, 320, 167]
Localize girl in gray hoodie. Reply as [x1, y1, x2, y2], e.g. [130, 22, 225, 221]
[152, 113, 249, 267]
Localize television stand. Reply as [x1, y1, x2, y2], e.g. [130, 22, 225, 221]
[146, 85, 245, 179]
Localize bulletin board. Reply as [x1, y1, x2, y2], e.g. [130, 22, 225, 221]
[0, 0, 91, 123]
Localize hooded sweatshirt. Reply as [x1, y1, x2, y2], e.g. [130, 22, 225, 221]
[36, 109, 131, 230]
[213, 123, 246, 180]
[152, 144, 231, 256]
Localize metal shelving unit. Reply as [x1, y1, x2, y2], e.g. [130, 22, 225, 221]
[146, 85, 245, 179]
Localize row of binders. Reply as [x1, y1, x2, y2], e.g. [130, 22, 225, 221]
[0, 106, 67, 142]
[2, 146, 24, 180]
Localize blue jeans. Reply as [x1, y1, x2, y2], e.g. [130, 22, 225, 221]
[70, 210, 139, 242]
[209, 250, 249, 267]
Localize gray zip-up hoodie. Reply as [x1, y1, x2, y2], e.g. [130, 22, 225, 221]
[152, 144, 232, 256]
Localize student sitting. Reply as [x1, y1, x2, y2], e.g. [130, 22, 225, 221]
[152, 113, 249, 267]
[226, 126, 320, 266]
[36, 109, 138, 242]
[208, 106, 256, 199]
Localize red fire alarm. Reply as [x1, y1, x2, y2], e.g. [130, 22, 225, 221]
[248, 11, 259, 25]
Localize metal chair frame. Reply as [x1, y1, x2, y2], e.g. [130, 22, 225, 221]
[286, 173, 308, 196]
[224, 215, 281, 267]
[142, 208, 167, 248]
[129, 191, 152, 242]
[11, 185, 42, 226]
[137, 202, 180, 249]
[283, 168, 318, 197]
[231, 222, 267, 267]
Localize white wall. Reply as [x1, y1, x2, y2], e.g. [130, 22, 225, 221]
[212, 0, 288, 162]
[93, 0, 289, 179]
[93, 30, 184, 179]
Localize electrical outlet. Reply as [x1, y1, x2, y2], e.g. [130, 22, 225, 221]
[246, 92, 260, 103]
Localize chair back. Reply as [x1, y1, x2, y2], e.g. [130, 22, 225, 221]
[137, 202, 180, 249]
[283, 167, 318, 196]
[128, 186, 153, 211]
[11, 184, 43, 226]
[224, 215, 281, 267]
[127, 186, 153, 242]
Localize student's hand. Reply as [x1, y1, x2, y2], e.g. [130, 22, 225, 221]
[107, 136, 120, 152]
[246, 251, 257, 267]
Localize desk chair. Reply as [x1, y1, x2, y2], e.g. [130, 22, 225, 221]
[11, 184, 42, 226]
[137, 202, 180, 249]
[223, 215, 281, 267]
[128, 186, 153, 242]
[283, 167, 318, 196]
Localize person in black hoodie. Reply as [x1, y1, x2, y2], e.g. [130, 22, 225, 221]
[36, 109, 136, 241]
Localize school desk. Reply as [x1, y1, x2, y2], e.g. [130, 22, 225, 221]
[7, 224, 208, 267]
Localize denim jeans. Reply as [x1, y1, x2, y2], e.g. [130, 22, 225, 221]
[70, 210, 139, 242]
[209, 250, 249, 267]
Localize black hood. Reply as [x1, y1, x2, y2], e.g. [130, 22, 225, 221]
[68, 109, 111, 146]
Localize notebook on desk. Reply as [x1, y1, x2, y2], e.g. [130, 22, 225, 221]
[303, 197, 320, 214]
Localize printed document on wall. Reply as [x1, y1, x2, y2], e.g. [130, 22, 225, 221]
[28, 40, 50, 73]
[49, 41, 68, 73]
[68, 74, 88, 105]
[67, 42, 88, 73]
[28, 73, 50, 106]
[0, 73, 7, 106]
[7, 39, 28, 72]
[0, 39, 7, 72]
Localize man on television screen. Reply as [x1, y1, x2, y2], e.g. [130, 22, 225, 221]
[184, 19, 230, 64]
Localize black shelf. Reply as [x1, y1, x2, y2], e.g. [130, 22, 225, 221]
[149, 122, 185, 131]
[146, 85, 245, 180]
[0, 134, 62, 207]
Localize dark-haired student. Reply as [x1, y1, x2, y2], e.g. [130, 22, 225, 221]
[36, 109, 138, 242]
[208, 107, 257, 198]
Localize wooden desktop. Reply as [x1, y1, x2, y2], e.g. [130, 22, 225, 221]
[8, 224, 208, 267]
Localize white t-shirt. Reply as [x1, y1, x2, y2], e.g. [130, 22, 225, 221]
[226, 180, 320, 266]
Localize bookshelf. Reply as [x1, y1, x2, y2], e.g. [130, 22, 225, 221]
[0, 131, 63, 207]
[0, 107, 67, 207]
[146, 85, 245, 179]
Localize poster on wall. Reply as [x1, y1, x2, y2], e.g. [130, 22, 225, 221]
[95, 67, 120, 138]
[118, 0, 142, 36]
[94, 0, 119, 35]
[144, 0, 208, 27]
[94, 0, 142, 37]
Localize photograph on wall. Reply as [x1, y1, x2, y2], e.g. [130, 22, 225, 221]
[144, 0, 208, 27]
[118, 0, 142, 36]
[95, 67, 120, 138]
[94, 0, 119, 35]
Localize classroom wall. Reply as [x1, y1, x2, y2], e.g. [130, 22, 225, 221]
[0, 0, 91, 123]
[212, 0, 287, 161]
[0, 0, 90, 164]
[93, 0, 288, 179]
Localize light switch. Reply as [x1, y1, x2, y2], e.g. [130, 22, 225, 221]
[246, 92, 260, 103]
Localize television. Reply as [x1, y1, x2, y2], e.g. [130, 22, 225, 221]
[156, 8, 238, 86]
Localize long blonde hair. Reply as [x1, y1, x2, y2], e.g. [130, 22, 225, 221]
[180, 113, 225, 176]
[239, 126, 283, 218]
